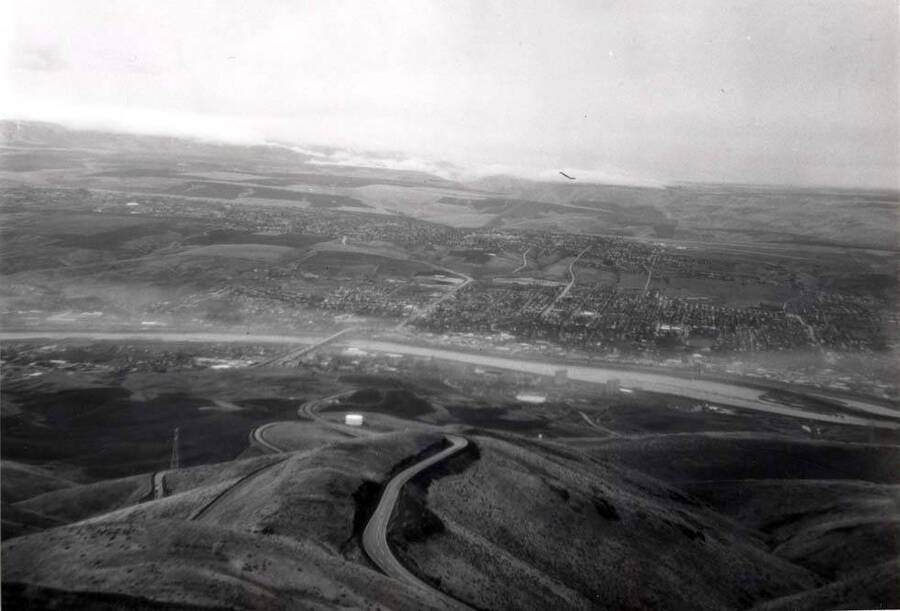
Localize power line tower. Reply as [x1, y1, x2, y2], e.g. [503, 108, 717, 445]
[169, 427, 180, 470]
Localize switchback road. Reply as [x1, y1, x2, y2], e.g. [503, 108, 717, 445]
[362, 434, 471, 611]
[247, 410, 469, 608]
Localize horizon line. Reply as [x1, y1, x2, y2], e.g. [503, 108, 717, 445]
[2, 117, 897, 195]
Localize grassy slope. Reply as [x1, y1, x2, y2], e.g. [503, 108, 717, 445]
[15, 474, 151, 525]
[257, 421, 349, 452]
[582, 434, 900, 484]
[751, 558, 900, 611]
[2, 520, 428, 611]
[2, 432, 448, 610]
[686, 479, 900, 580]
[394, 434, 821, 610]
[0, 460, 78, 503]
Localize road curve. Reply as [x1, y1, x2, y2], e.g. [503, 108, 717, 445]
[362, 435, 471, 611]
[249, 422, 288, 453]
[298, 391, 371, 438]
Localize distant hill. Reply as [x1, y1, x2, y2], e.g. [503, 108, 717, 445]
[3, 120, 896, 247]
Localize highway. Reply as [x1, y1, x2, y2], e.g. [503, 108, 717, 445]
[361, 434, 472, 611]
[5, 329, 898, 427]
[255, 326, 359, 367]
[347, 340, 900, 429]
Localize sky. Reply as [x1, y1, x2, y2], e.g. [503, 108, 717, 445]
[1, 0, 897, 188]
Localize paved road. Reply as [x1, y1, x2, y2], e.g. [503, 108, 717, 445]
[6, 329, 897, 427]
[362, 434, 471, 611]
[255, 327, 359, 368]
[249, 422, 288, 453]
[347, 340, 900, 429]
[189, 456, 291, 521]
[253, 397, 469, 608]
[152, 472, 167, 499]
[297, 391, 373, 438]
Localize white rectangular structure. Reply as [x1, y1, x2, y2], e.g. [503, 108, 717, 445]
[345, 413, 364, 426]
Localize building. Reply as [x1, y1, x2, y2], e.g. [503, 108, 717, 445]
[345, 413, 364, 426]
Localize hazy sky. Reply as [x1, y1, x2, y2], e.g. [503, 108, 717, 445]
[2, 0, 897, 187]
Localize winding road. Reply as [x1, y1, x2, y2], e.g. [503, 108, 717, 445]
[512, 247, 531, 273]
[248, 399, 471, 608]
[362, 434, 471, 611]
[249, 422, 289, 453]
[297, 391, 371, 438]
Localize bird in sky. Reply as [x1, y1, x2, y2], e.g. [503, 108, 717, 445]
[559, 171, 576, 180]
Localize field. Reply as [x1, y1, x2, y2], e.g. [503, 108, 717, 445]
[0, 341, 343, 480]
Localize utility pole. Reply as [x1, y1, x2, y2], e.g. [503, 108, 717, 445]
[170, 427, 180, 470]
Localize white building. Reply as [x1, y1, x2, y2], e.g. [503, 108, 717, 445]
[345, 413, 364, 426]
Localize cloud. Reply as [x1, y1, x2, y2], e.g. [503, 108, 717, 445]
[13, 43, 67, 72]
[298, 146, 464, 178]
[3, 0, 896, 188]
